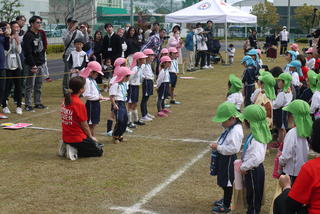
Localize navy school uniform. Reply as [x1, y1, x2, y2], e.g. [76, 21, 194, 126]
[169, 59, 179, 88]
[156, 68, 170, 111]
[242, 65, 258, 106]
[128, 65, 143, 103]
[141, 64, 154, 117]
[83, 77, 101, 125]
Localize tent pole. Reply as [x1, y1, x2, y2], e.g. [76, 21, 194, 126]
[225, 22, 228, 65]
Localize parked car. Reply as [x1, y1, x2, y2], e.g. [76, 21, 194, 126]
[44, 24, 66, 38]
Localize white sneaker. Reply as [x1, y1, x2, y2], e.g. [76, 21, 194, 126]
[58, 140, 66, 157]
[208, 65, 214, 69]
[66, 144, 78, 161]
[3, 107, 11, 114]
[105, 130, 113, 137]
[16, 107, 23, 115]
[147, 113, 155, 119]
[141, 116, 152, 121]
[126, 127, 133, 133]
[203, 65, 209, 69]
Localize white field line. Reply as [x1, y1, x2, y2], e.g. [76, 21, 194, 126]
[9, 109, 57, 123]
[110, 148, 211, 214]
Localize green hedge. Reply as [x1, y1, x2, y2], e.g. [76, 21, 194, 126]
[294, 38, 308, 43]
[47, 44, 64, 54]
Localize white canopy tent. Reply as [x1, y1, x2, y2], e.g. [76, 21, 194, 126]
[165, 0, 257, 64]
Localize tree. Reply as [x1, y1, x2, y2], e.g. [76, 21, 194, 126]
[251, 2, 279, 32]
[0, 0, 22, 22]
[294, 4, 320, 33]
[182, 0, 198, 8]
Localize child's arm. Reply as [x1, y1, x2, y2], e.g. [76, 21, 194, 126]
[240, 139, 266, 172]
[80, 121, 97, 142]
[272, 92, 285, 109]
[109, 95, 118, 110]
[217, 127, 243, 155]
[279, 132, 293, 167]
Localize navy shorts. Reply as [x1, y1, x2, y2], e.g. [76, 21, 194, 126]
[158, 82, 169, 100]
[169, 72, 177, 88]
[86, 100, 100, 125]
[127, 85, 140, 103]
[142, 79, 154, 97]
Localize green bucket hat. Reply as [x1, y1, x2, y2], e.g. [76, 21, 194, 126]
[258, 73, 276, 100]
[308, 70, 317, 93]
[239, 104, 272, 144]
[228, 74, 243, 94]
[283, 100, 313, 138]
[212, 102, 241, 123]
[278, 72, 292, 92]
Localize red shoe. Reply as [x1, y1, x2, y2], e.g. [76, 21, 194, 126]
[162, 109, 171, 114]
[157, 111, 168, 117]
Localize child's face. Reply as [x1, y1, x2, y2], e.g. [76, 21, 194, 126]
[137, 58, 146, 65]
[75, 42, 83, 51]
[90, 71, 99, 79]
[222, 117, 236, 128]
[123, 75, 130, 82]
[171, 52, 178, 59]
[164, 61, 171, 69]
[147, 55, 154, 62]
[289, 66, 295, 72]
[277, 80, 284, 89]
[250, 55, 256, 60]
[106, 60, 111, 66]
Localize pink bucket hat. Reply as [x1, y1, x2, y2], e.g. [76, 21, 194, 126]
[257, 49, 261, 55]
[160, 56, 172, 64]
[80, 61, 103, 78]
[160, 48, 169, 54]
[168, 47, 178, 53]
[290, 43, 299, 51]
[130, 52, 147, 69]
[306, 48, 313, 54]
[143, 49, 155, 55]
[114, 57, 127, 68]
[115, 67, 134, 83]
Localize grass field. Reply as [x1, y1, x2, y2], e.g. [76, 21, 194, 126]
[0, 51, 287, 214]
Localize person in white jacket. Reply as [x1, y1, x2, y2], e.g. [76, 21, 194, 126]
[194, 23, 208, 69]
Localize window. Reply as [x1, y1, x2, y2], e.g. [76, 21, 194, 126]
[98, 0, 122, 8]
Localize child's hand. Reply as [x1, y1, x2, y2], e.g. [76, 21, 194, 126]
[113, 104, 119, 111]
[210, 143, 218, 150]
[279, 174, 291, 190]
[91, 136, 98, 142]
[240, 168, 247, 175]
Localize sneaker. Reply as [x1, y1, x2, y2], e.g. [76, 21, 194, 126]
[126, 127, 133, 133]
[119, 136, 127, 142]
[147, 113, 155, 119]
[3, 107, 11, 114]
[25, 105, 34, 112]
[212, 204, 231, 213]
[104, 130, 113, 137]
[66, 144, 78, 161]
[58, 140, 66, 157]
[213, 198, 224, 207]
[113, 138, 120, 144]
[34, 104, 47, 109]
[134, 120, 146, 125]
[162, 109, 171, 114]
[0, 113, 8, 119]
[203, 65, 209, 69]
[170, 100, 181, 105]
[157, 111, 168, 117]
[128, 122, 136, 129]
[208, 65, 214, 69]
[164, 104, 171, 108]
[16, 107, 23, 115]
[141, 116, 152, 122]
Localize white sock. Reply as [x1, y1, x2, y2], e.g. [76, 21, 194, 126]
[128, 111, 133, 123]
[133, 110, 139, 122]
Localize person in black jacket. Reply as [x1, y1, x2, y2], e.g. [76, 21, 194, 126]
[102, 23, 122, 65]
[248, 30, 258, 49]
[205, 20, 214, 68]
[125, 27, 140, 58]
[23, 16, 46, 111]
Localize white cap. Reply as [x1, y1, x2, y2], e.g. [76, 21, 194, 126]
[283, 26, 287, 29]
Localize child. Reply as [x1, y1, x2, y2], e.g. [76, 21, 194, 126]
[306, 48, 315, 70]
[60, 76, 103, 160]
[227, 74, 243, 111]
[283, 51, 297, 73]
[296, 54, 309, 83]
[156, 48, 169, 76]
[109, 67, 133, 144]
[210, 102, 244, 213]
[247, 49, 261, 72]
[273, 72, 293, 148]
[127, 52, 148, 128]
[240, 104, 272, 214]
[290, 43, 300, 55]
[168, 47, 181, 105]
[227, 44, 235, 64]
[241, 55, 258, 106]
[67, 38, 89, 78]
[310, 73, 320, 120]
[299, 69, 317, 104]
[156, 56, 172, 117]
[287, 60, 302, 98]
[81, 61, 105, 137]
[280, 100, 312, 184]
[103, 58, 114, 80]
[140, 49, 156, 121]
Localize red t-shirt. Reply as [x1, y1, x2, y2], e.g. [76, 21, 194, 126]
[288, 157, 320, 214]
[300, 66, 308, 82]
[61, 94, 87, 143]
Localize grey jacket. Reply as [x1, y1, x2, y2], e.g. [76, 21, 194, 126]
[62, 29, 89, 56]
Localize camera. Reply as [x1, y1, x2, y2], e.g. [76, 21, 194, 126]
[1, 27, 6, 33]
[163, 36, 170, 40]
[307, 29, 320, 38]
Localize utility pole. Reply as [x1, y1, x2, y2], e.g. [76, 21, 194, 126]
[130, 0, 133, 26]
[72, 0, 76, 18]
[287, 0, 291, 33]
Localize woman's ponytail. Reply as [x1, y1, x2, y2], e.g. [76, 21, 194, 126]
[64, 76, 86, 106]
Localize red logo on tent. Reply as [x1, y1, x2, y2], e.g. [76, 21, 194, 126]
[198, 2, 211, 10]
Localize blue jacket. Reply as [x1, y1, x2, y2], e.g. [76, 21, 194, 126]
[0, 35, 9, 70]
[185, 32, 194, 51]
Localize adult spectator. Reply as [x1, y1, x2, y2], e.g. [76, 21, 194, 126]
[125, 23, 131, 33]
[79, 22, 93, 55]
[16, 15, 26, 96]
[137, 27, 145, 47]
[23, 16, 46, 111]
[248, 29, 258, 49]
[0, 22, 10, 119]
[266, 31, 279, 61]
[62, 17, 89, 94]
[169, 25, 181, 37]
[117, 28, 127, 58]
[2, 21, 23, 115]
[185, 25, 195, 71]
[125, 27, 140, 63]
[205, 20, 214, 68]
[149, 22, 160, 37]
[141, 28, 166, 57]
[16, 15, 26, 37]
[102, 23, 122, 64]
[279, 26, 289, 56]
[92, 30, 104, 64]
[144, 24, 152, 42]
[167, 28, 183, 66]
[273, 118, 320, 214]
[194, 23, 208, 69]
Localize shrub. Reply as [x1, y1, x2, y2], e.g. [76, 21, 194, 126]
[294, 38, 308, 43]
[46, 44, 64, 54]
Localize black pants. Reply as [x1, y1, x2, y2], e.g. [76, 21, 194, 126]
[206, 51, 211, 66]
[0, 69, 6, 108]
[195, 51, 206, 68]
[280, 41, 288, 55]
[245, 164, 265, 214]
[140, 95, 149, 117]
[244, 85, 255, 107]
[66, 138, 103, 158]
[223, 187, 233, 208]
[2, 69, 22, 107]
[113, 101, 128, 137]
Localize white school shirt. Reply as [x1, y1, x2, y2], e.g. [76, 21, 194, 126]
[217, 124, 244, 156]
[240, 137, 267, 171]
[250, 88, 261, 104]
[311, 91, 320, 114]
[67, 50, 88, 68]
[129, 65, 144, 86]
[291, 72, 300, 87]
[306, 58, 315, 70]
[156, 68, 170, 88]
[227, 92, 243, 110]
[142, 63, 154, 80]
[279, 128, 309, 176]
[170, 59, 179, 73]
[83, 78, 100, 101]
[109, 82, 128, 101]
[272, 91, 293, 109]
[227, 47, 235, 57]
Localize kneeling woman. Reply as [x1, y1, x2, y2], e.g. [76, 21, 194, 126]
[60, 76, 103, 160]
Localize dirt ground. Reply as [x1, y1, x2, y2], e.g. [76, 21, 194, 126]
[0, 51, 289, 214]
